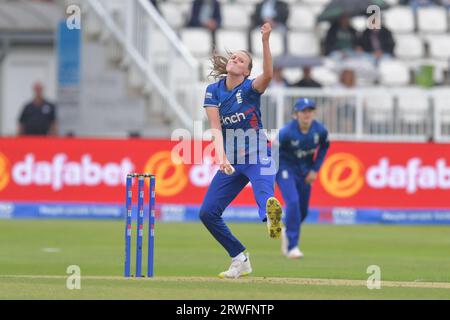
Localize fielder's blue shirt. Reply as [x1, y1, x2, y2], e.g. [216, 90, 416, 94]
[278, 119, 330, 176]
[203, 78, 269, 163]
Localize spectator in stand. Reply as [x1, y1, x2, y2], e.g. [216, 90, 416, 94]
[291, 66, 322, 88]
[324, 13, 358, 60]
[337, 68, 356, 88]
[248, 0, 289, 54]
[18, 82, 58, 136]
[186, 0, 222, 52]
[356, 24, 395, 65]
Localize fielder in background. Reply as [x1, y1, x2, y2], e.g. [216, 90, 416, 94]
[275, 98, 330, 259]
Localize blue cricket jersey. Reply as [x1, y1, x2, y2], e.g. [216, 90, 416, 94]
[277, 119, 330, 176]
[203, 78, 269, 163]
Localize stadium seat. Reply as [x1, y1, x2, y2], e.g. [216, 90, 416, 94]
[396, 90, 430, 124]
[282, 68, 302, 85]
[311, 66, 338, 86]
[252, 30, 284, 57]
[417, 7, 448, 34]
[288, 32, 321, 56]
[427, 35, 450, 60]
[394, 34, 424, 59]
[309, 3, 328, 17]
[181, 28, 212, 57]
[351, 58, 378, 86]
[221, 4, 251, 30]
[305, 3, 331, 30]
[216, 30, 248, 53]
[160, 3, 189, 30]
[384, 7, 415, 33]
[316, 21, 331, 40]
[288, 6, 316, 31]
[379, 60, 410, 86]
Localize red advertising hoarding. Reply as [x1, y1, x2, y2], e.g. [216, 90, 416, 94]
[0, 138, 449, 209]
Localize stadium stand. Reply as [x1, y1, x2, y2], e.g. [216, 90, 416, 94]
[158, 0, 449, 90]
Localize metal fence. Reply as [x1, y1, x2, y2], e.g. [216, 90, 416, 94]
[259, 87, 450, 143]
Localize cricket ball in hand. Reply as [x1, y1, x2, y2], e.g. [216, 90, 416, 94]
[224, 166, 235, 175]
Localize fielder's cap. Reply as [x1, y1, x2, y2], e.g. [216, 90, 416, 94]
[294, 98, 316, 112]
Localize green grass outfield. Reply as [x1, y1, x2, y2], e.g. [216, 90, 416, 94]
[1, 220, 450, 299]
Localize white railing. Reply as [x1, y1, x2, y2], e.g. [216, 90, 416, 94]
[194, 84, 450, 142]
[86, 0, 201, 132]
[258, 87, 450, 143]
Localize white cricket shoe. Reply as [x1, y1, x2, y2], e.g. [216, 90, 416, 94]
[219, 253, 252, 279]
[281, 227, 288, 256]
[287, 247, 304, 259]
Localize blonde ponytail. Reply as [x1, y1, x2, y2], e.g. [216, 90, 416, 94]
[208, 51, 229, 80]
[208, 50, 253, 80]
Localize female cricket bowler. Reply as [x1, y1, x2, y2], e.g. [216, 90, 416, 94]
[199, 23, 283, 279]
[275, 98, 330, 259]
